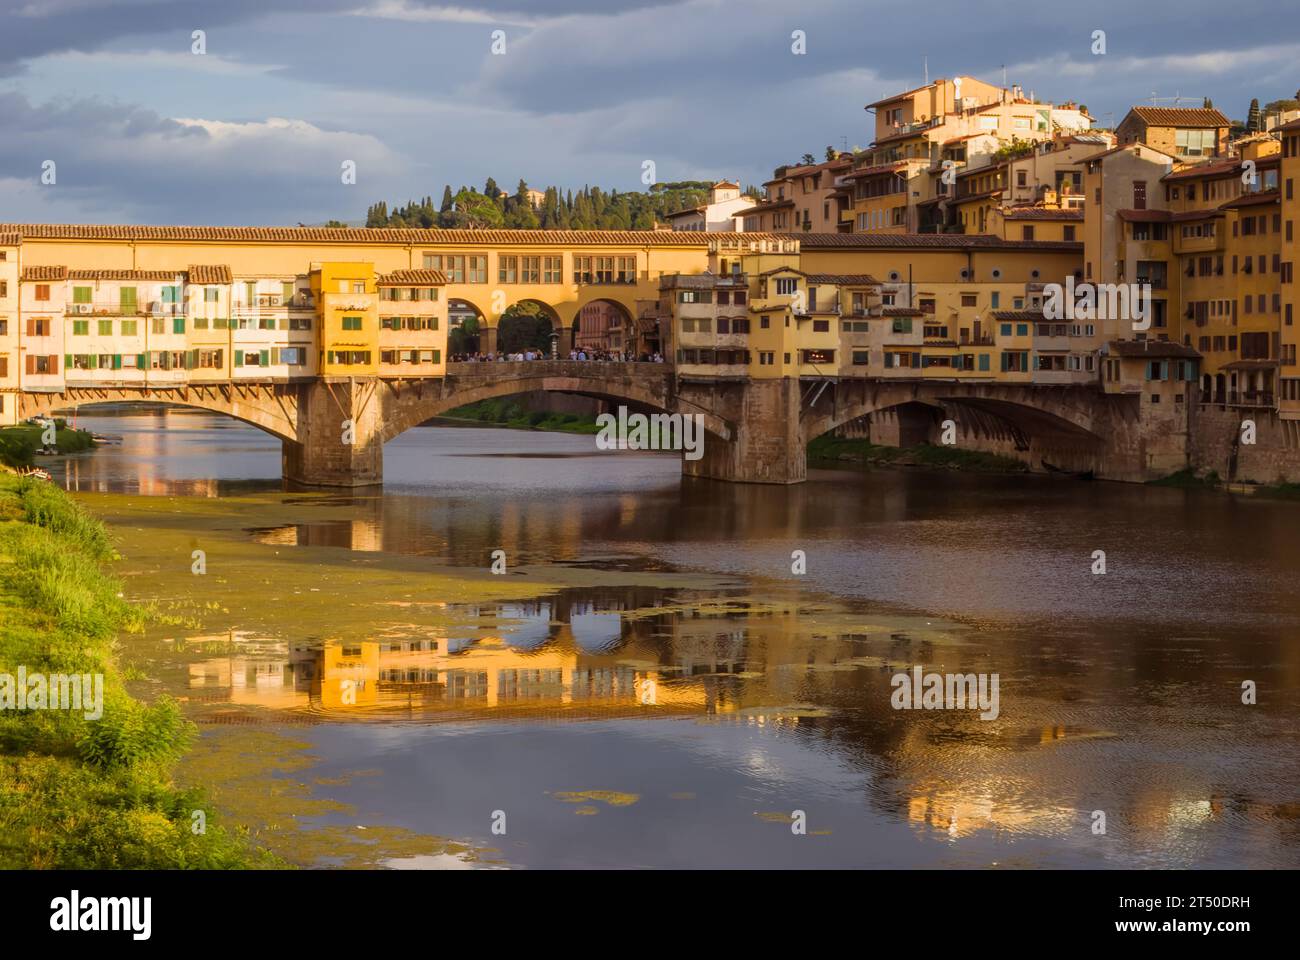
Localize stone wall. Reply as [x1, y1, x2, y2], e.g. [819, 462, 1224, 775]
[1189, 403, 1300, 483]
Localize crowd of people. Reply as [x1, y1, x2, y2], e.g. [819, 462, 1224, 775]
[449, 349, 665, 363]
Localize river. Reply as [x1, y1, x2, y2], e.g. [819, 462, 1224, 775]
[44, 406, 1300, 868]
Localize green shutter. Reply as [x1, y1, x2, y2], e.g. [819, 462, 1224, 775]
[271, 348, 280, 365]
[112, 354, 122, 370]
[88, 354, 97, 369]
[64, 354, 72, 368]
[234, 350, 243, 366]
[259, 349, 270, 366]
[173, 316, 185, 334]
[137, 353, 147, 368]
[120, 287, 137, 311]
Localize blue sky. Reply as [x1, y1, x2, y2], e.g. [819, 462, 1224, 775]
[0, 0, 1295, 225]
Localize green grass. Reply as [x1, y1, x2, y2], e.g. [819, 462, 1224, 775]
[807, 435, 1029, 473]
[1148, 468, 1222, 489]
[0, 475, 278, 868]
[444, 398, 604, 435]
[0, 421, 95, 468]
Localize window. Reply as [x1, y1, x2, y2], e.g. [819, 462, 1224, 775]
[72, 320, 88, 336]
[542, 256, 562, 283]
[34, 284, 50, 301]
[72, 286, 91, 304]
[498, 255, 518, 283]
[205, 286, 219, 302]
[121, 320, 137, 336]
[120, 287, 137, 312]
[1022, 225, 1035, 240]
[775, 277, 799, 296]
[521, 256, 540, 283]
[341, 315, 363, 331]
[98, 320, 113, 336]
[1174, 128, 1216, 157]
[1064, 226, 1075, 241]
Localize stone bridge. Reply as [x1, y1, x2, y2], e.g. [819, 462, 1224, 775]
[19, 362, 1157, 486]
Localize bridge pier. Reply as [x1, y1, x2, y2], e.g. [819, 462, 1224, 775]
[682, 378, 807, 484]
[282, 379, 384, 487]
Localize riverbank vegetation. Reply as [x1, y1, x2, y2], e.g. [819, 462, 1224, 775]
[443, 398, 603, 434]
[0, 421, 95, 469]
[806, 435, 1029, 473]
[0, 475, 274, 868]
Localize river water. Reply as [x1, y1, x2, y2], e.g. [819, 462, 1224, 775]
[45, 406, 1300, 868]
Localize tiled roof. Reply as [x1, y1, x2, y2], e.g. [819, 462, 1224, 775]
[1219, 189, 1279, 210]
[791, 232, 1083, 252]
[1117, 208, 1224, 223]
[1162, 158, 1244, 181]
[68, 269, 180, 281]
[992, 310, 1048, 321]
[843, 162, 908, 179]
[377, 269, 447, 285]
[0, 223, 767, 247]
[187, 264, 233, 284]
[0, 232, 21, 246]
[882, 306, 924, 316]
[999, 207, 1083, 220]
[1126, 107, 1230, 128]
[21, 266, 67, 281]
[736, 200, 795, 217]
[1105, 339, 1200, 359]
[804, 274, 879, 285]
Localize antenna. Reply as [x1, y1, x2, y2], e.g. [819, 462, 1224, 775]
[1002, 64, 1007, 89]
[923, 56, 928, 86]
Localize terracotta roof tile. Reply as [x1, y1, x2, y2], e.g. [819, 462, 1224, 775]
[0, 232, 21, 246]
[187, 264, 233, 284]
[1126, 106, 1230, 128]
[999, 207, 1084, 220]
[804, 274, 880, 285]
[1105, 339, 1200, 359]
[68, 269, 180, 281]
[791, 232, 1083, 252]
[1219, 189, 1279, 210]
[0, 224, 772, 247]
[21, 265, 67, 281]
[377, 269, 447, 285]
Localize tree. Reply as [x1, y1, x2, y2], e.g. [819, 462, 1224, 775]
[439, 185, 454, 212]
[1247, 98, 1262, 133]
[496, 303, 553, 354]
[484, 177, 500, 200]
[800, 153, 816, 165]
[1203, 97, 1214, 109]
[446, 189, 504, 228]
[825, 145, 837, 161]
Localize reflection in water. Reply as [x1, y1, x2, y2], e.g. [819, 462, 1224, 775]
[46, 408, 1300, 869]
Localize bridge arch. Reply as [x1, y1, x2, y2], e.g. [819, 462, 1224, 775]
[16, 385, 301, 443]
[801, 381, 1107, 448]
[379, 362, 733, 445]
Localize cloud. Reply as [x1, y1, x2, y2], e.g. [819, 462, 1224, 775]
[0, 91, 405, 224]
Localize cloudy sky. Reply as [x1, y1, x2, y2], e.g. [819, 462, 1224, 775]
[0, 0, 1294, 225]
